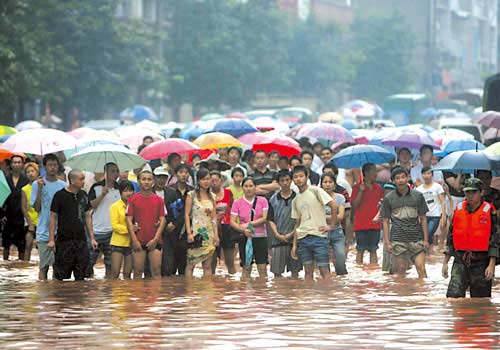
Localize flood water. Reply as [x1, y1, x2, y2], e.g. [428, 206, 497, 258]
[1, 250, 499, 349]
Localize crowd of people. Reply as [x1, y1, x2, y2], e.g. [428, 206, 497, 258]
[1, 135, 499, 298]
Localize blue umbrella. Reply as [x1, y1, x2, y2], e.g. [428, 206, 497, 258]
[328, 145, 395, 169]
[341, 119, 359, 130]
[433, 150, 500, 173]
[434, 140, 485, 157]
[203, 118, 257, 137]
[0, 135, 11, 143]
[121, 105, 158, 122]
[180, 123, 207, 140]
[64, 140, 123, 159]
[0, 170, 11, 207]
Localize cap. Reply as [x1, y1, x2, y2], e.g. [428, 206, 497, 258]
[153, 166, 169, 177]
[463, 178, 483, 192]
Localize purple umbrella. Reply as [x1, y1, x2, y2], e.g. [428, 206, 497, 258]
[484, 127, 500, 141]
[477, 111, 500, 129]
[296, 123, 355, 144]
[381, 130, 440, 150]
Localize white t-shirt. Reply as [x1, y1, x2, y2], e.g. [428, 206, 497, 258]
[416, 182, 445, 217]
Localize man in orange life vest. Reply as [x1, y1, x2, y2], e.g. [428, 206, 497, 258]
[442, 178, 499, 298]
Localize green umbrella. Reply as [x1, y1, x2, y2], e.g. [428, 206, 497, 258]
[0, 171, 11, 207]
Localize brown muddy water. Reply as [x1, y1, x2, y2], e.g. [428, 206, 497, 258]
[0, 251, 499, 349]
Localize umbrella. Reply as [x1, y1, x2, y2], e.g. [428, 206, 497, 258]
[135, 120, 161, 134]
[296, 123, 355, 144]
[251, 134, 302, 157]
[381, 130, 440, 150]
[119, 132, 164, 152]
[139, 139, 200, 160]
[245, 237, 253, 267]
[64, 139, 124, 159]
[485, 142, 500, 156]
[194, 132, 243, 149]
[198, 154, 231, 171]
[200, 113, 224, 121]
[225, 112, 248, 119]
[434, 140, 485, 157]
[68, 127, 96, 139]
[203, 118, 257, 137]
[0, 125, 17, 136]
[0, 149, 26, 162]
[484, 128, 500, 141]
[251, 117, 290, 133]
[121, 105, 159, 122]
[180, 123, 209, 140]
[341, 119, 359, 130]
[2, 128, 78, 155]
[0, 170, 11, 207]
[477, 111, 500, 129]
[14, 120, 43, 131]
[328, 145, 395, 169]
[430, 128, 475, 145]
[65, 144, 146, 172]
[318, 112, 343, 123]
[238, 132, 272, 145]
[433, 150, 500, 173]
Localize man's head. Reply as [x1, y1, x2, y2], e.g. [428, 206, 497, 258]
[289, 155, 301, 169]
[167, 152, 181, 168]
[269, 151, 280, 167]
[421, 166, 433, 183]
[43, 154, 60, 177]
[142, 136, 154, 146]
[322, 163, 338, 176]
[138, 170, 154, 192]
[391, 166, 409, 189]
[254, 150, 268, 169]
[104, 162, 119, 182]
[278, 156, 289, 170]
[291, 165, 309, 188]
[362, 163, 377, 183]
[68, 169, 85, 189]
[175, 164, 191, 184]
[313, 142, 323, 156]
[10, 155, 25, 173]
[153, 165, 169, 189]
[397, 147, 412, 164]
[277, 170, 292, 191]
[419, 145, 434, 164]
[320, 147, 333, 165]
[477, 170, 493, 189]
[228, 147, 242, 165]
[300, 150, 314, 169]
[463, 178, 484, 206]
[210, 170, 223, 191]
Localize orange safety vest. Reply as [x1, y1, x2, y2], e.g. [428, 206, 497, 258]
[452, 201, 494, 252]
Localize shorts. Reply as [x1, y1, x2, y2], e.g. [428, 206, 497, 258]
[297, 235, 330, 267]
[90, 232, 112, 268]
[239, 236, 268, 266]
[54, 239, 89, 281]
[25, 226, 37, 240]
[140, 243, 162, 251]
[220, 224, 243, 249]
[38, 241, 55, 269]
[355, 229, 380, 252]
[111, 245, 132, 256]
[271, 245, 302, 275]
[390, 240, 425, 262]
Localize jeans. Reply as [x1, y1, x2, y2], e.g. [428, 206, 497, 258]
[297, 235, 330, 267]
[426, 216, 441, 244]
[329, 228, 347, 275]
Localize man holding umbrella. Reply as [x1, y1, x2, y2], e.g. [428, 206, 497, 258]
[442, 178, 499, 298]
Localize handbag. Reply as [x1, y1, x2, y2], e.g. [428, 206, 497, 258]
[187, 191, 204, 249]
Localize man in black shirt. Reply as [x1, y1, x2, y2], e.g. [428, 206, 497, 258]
[48, 169, 93, 281]
[300, 150, 320, 185]
[162, 164, 193, 276]
[3, 155, 29, 260]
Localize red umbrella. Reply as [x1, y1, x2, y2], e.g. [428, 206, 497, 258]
[185, 149, 216, 164]
[251, 135, 301, 157]
[139, 139, 200, 160]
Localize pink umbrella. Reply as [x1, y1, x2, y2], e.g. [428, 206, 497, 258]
[484, 127, 500, 141]
[296, 123, 355, 144]
[238, 132, 272, 145]
[381, 129, 440, 150]
[68, 127, 96, 139]
[120, 133, 163, 152]
[225, 112, 248, 119]
[477, 111, 500, 129]
[139, 139, 201, 160]
[2, 128, 78, 155]
[251, 134, 301, 157]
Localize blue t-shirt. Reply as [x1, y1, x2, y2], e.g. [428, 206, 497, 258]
[31, 177, 67, 242]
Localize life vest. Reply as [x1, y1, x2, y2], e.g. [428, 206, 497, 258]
[452, 201, 494, 252]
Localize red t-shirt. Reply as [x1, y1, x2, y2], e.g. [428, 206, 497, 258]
[351, 183, 384, 231]
[216, 189, 233, 225]
[126, 192, 166, 244]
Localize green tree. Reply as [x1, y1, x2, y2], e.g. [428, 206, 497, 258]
[350, 12, 415, 101]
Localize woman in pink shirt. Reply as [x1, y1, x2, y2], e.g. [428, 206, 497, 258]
[230, 177, 269, 278]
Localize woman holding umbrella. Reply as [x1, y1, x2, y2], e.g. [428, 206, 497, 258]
[21, 162, 39, 261]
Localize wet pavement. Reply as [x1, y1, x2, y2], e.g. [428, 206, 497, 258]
[0, 251, 499, 349]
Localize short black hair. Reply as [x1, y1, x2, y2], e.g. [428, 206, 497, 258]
[174, 163, 190, 174]
[210, 170, 222, 178]
[276, 170, 291, 182]
[143, 135, 153, 142]
[104, 162, 118, 172]
[231, 167, 245, 178]
[269, 150, 279, 157]
[10, 154, 25, 163]
[228, 146, 242, 157]
[138, 170, 153, 180]
[167, 152, 181, 163]
[391, 166, 408, 180]
[323, 162, 338, 175]
[42, 153, 60, 166]
[118, 180, 135, 194]
[361, 163, 376, 176]
[320, 147, 332, 154]
[291, 165, 309, 178]
[254, 149, 267, 157]
[300, 150, 314, 159]
[321, 173, 336, 186]
[313, 141, 323, 149]
[421, 166, 433, 174]
[279, 155, 289, 162]
[420, 145, 433, 154]
[241, 177, 256, 186]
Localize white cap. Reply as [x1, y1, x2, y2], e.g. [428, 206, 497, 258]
[153, 166, 169, 177]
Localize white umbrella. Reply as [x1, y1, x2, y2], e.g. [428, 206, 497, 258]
[2, 128, 78, 155]
[14, 120, 43, 131]
[65, 144, 146, 172]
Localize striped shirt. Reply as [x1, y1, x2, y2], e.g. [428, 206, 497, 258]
[380, 188, 428, 242]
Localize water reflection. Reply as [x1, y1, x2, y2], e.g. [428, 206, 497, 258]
[0, 256, 499, 349]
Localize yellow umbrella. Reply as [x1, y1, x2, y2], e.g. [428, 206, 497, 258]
[0, 125, 17, 136]
[485, 142, 500, 156]
[318, 112, 343, 123]
[194, 132, 243, 149]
